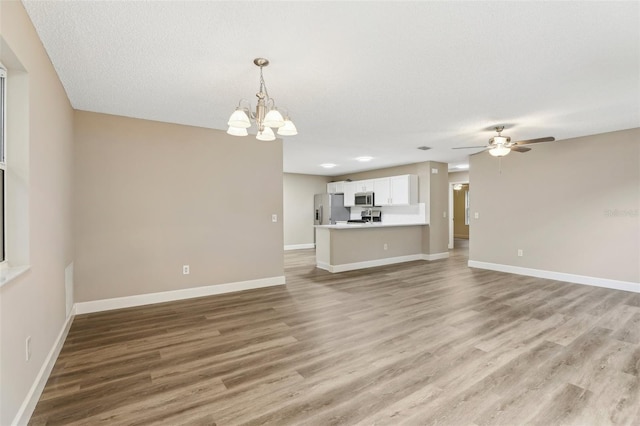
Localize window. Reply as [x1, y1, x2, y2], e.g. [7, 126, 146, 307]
[0, 45, 30, 285]
[0, 65, 6, 263]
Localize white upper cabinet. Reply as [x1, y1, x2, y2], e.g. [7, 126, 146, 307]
[327, 181, 345, 194]
[373, 178, 391, 206]
[371, 174, 418, 206]
[388, 175, 418, 205]
[341, 174, 417, 206]
[343, 181, 356, 206]
[354, 180, 374, 193]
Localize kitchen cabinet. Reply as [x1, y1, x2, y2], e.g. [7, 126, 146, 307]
[343, 181, 356, 206]
[343, 174, 417, 206]
[353, 179, 374, 193]
[373, 174, 418, 206]
[389, 175, 418, 205]
[327, 181, 345, 194]
[373, 178, 391, 205]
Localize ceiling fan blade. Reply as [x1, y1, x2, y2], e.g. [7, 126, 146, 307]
[513, 136, 555, 145]
[511, 146, 531, 153]
[452, 146, 487, 149]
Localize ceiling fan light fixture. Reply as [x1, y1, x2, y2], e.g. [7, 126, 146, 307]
[489, 145, 511, 157]
[452, 126, 554, 158]
[490, 135, 510, 145]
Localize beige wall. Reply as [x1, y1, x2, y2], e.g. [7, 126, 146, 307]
[426, 161, 449, 254]
[318, 226, 423, 265]
[449, 170, 469, 183]
[283, 173, 329, 247]
[334, 161, 449, 255]
[74, 111, 284, 302]
[469, 128, 640, 283]
[0, 2, 75, 424]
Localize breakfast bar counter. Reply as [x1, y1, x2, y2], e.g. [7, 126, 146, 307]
[315, 223, 431, 273]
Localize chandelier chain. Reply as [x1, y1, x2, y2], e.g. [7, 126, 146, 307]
[259, 67, 270, 100]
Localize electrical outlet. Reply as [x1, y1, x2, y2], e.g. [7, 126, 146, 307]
[182, 265, 190, 275]
[26, 336, 31, 361]
[517, 249, 523, 257]
[383, 243, 388, 250]
[474, 212, 479, 219]
[272, 214, 278, 223]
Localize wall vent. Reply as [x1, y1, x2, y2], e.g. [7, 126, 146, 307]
[417, 146, 431, 151]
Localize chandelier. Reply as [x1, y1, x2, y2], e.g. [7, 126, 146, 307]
[227, 58, 297, 141]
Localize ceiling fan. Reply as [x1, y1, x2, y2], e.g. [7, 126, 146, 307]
[453, 126, 555, 157]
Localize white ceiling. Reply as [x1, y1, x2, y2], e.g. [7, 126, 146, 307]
[22, 1, 639, 176]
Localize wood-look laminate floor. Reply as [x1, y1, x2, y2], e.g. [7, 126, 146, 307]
[30, 241, 640, 425]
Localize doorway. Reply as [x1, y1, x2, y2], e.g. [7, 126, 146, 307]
[448, 181, 470, 249]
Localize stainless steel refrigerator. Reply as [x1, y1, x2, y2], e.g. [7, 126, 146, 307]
[314, 193, 350, 225]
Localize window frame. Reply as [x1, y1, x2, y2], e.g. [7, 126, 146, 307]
[0, 64, 6, 265]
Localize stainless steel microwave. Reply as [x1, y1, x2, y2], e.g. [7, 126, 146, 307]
[354, 192, 375, 207]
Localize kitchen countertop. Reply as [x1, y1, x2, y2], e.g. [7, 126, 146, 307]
[315, 222, 427, 229]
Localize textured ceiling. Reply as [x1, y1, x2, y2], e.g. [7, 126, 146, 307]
[22, 1, 640, 175]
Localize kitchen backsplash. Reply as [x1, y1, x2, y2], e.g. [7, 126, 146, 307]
[350, 203, 427, 224]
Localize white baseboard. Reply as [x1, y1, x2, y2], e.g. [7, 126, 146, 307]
[75, 276, 286, 315]
[422, 252, 450, 261]
[317, 254, 424, 273]
[284, 243, 315, 251]
[12, 309, 75, 426]
[468, 260, 640, 294]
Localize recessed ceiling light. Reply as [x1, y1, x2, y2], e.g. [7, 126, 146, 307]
[456, 164, 469, 169]
[320, 163, 337, 169]
[355, 156, 373, 162]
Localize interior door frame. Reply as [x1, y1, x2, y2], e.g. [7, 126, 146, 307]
[448, 179, 469, 249]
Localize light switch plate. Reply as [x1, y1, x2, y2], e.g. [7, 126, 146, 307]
[474, 212, 479, 219]
[272, 214, 278, 222]
[431, 168, 438, 174]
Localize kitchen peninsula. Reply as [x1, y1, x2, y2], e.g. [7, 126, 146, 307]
[316, 164, 450, 272]
[315, 222, 431, 272]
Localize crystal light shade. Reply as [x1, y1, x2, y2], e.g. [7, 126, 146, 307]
[227, 126, 248, 136]
[256, 127, 276, 141]
[263, 109, 285, 128]
[277, 119, 298, 136]
[227, 109, 251, 128]
[489, 145, 511, 157]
